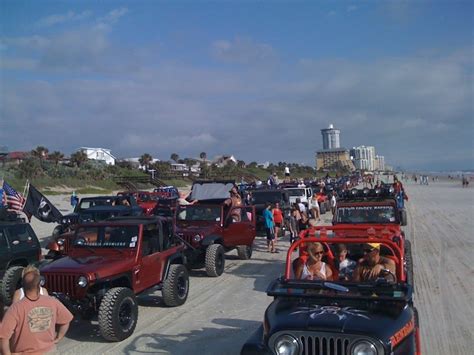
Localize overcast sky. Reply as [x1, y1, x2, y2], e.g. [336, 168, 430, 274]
[1, 0, 472, 170]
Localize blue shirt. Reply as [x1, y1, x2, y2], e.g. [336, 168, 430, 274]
[263, 209, 274, 229]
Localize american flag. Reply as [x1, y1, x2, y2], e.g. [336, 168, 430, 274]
[2, 181, 26, 212]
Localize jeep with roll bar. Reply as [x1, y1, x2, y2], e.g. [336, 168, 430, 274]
[242, 226, 421, 355]
[40, 216, 189, 341]
[247, 187, 291, 232]
[175, 180, 256, 277]
[117, 191, 166, 215]
[0, 207, 43, 306]
[47, 195, 144, 259]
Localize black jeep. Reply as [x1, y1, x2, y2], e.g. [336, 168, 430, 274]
[0, 207, 42, 305]
[242, 230, 421, 355]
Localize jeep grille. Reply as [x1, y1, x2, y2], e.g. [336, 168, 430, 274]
[43, 274, 78, 297]
[269, 331, 383, 355]
[300, 335, 349, 355]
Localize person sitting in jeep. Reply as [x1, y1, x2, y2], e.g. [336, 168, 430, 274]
[352, 243, 396, 282]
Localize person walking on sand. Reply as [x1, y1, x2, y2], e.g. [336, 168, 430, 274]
[263, 203, 276, 253]
[330, 191, 337, 215]
[0, 269, 73, 355]
[272, 202, 284, 246]
[70, 191, 79, 209]
[308, 192, 320, 222]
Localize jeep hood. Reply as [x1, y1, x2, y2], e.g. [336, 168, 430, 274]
[41, 254, 136, 279]
[266, 298, 413, 343]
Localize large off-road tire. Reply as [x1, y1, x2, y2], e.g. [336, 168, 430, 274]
[0, 266, 24, 306]
[404, 240, 414, 287]
[162, 264, 189, 307]
[400, 209, 408, 226]
[237, 245, 253, 260]
[205, 244, 225, 277]
[98, 287, 138, 342]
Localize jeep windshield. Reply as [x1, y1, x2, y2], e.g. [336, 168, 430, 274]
[0, 224, 39, 250]
[73, 225, 139, 248]
[78, 211, 119, 223]
[177, 205, 221, 222]
[252, 191, 285, 204]
[76, 197, 131, 211]
[335, 205, 397, 224]
[285, 189, 305, 197]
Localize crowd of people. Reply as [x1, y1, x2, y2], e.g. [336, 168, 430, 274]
[294, 241, 396, 283]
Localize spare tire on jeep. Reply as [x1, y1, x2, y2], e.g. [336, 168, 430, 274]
[0, 266, 24, 306]
[98, 287, 138, 342]
[205, 244, 225, 277]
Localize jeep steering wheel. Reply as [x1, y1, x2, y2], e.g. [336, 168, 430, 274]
[378, 268, 396, 283]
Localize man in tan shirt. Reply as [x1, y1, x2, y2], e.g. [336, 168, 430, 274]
[0, 270, 73, 354]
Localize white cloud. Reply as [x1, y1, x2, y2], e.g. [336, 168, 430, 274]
[36, 10, 92, 28]
[211, 37, 277, 64]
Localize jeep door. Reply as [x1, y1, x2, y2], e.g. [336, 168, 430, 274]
[136, 223, 166, 292]
[222, 206, 256, 246]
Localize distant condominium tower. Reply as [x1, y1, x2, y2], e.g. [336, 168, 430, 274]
[321, 124, 340, 150]
[350, 145, 376, 171]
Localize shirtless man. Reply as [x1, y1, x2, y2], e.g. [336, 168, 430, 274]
[352, 243, 396, 282]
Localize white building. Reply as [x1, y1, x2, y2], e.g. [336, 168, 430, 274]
[375, 155, 385, 171]
[321, 124, 341, 150]
[79, 147, 116, 165]
[122, 157, 160, 170]
[350, 146, 376, 171]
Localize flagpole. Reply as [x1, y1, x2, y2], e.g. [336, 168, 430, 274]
[22, 179, 30, 209]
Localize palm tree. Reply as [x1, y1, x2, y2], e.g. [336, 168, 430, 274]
[139, 153, 153, 171]
[31, 146, 49, 168]
[199, 152, 207, 161]
[48, 151, 64, 166]
[170, 153, 179, 163]
[70, 150, 88, 167]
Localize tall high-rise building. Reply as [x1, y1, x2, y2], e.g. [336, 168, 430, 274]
[350, 145, 376, 171]
[321, 124, 340, 150]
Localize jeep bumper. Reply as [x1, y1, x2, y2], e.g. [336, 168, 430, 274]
[241, 325, 272, 355]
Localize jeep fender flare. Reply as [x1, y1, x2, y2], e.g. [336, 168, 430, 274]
[163, 252, 186, 281]
[90, 272, 134, 295]
[201, 235, 222, 247]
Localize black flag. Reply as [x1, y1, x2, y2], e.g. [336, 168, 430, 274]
[23, 184, 63, 223]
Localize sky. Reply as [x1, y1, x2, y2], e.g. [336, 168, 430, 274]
[0, 0, 472, 171]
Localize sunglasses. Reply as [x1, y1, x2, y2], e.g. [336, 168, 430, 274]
[313, 251, 324, 255]
[364, 248, 377, 253]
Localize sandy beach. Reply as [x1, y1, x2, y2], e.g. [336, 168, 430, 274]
[27, 180, 473, 354]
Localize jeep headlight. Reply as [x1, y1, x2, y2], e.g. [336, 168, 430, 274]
[77, 276, 88, 288]
[57, 238, 65, 246]
[192, 234, 203, 243]
[61, 217, 69, 224]
[274, 334, 299, 355]
[351, 340, 378, 355]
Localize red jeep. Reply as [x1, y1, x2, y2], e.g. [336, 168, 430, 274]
[40, 216, 189, 341]
[176, 180, 256, 277]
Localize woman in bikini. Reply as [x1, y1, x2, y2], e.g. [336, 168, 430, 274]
[294, 242, 333, 281]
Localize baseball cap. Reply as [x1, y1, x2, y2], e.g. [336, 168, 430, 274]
[366, 243, 381, 251]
